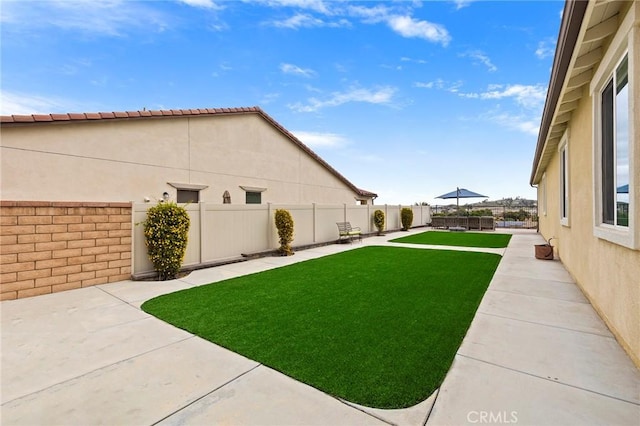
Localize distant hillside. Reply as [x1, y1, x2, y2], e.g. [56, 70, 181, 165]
[469, 197, 537, 208]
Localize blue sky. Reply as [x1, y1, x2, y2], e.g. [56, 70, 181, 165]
[1, 0, 562, 205]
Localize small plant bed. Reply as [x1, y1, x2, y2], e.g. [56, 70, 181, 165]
[390, 231, 511, 248]
[142, 246, 501, 409]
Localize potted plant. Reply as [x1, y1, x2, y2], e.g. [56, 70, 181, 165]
[535, 237, 554, 260]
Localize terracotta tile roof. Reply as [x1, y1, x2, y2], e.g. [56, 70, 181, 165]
[1, 106, 377, 199]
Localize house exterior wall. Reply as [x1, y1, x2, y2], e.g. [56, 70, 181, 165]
[0, 114, 365, 205]
[537, 83, 640, 367]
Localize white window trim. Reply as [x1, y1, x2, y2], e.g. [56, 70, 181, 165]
[559, 129, 570, 227]
[590, 5, 638, 249]
[168, 182, 209, 191]
[239, 186, 267, 193]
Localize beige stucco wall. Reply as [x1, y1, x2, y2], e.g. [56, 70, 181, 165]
[0, 114, 366, 205]
[537, 86, 640, 367]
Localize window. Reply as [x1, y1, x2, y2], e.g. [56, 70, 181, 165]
[167, 182, 208, 204]
[591, 5, 637, 249]
[177, 189, 199, 203]
[240, 186, 266, 204]
[245, 192, 261, 204]
[600, 54, 629, 227]
[559, 131, 569, 226]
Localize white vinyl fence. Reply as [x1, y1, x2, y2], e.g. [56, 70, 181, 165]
[133, 203, 431, 276]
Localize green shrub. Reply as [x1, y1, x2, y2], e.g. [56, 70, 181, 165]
[401, 207, 414, 231]
[470, 209, 494, 217]
[143, 201, 190, 280]
[275, 209, 294, 256]
[373, 209, 385, 234]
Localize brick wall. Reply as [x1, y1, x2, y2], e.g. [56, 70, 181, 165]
[0, 201, 132, 300]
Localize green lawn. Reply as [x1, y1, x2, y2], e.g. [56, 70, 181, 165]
[142, 246, 501, 409]
[390, 230, 512, 248]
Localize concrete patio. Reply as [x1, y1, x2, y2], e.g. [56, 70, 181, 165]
[1, 229, 639, 425]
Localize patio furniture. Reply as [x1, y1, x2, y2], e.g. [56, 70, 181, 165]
[429, 216, 495, 231]
[336, 222, 362, 243]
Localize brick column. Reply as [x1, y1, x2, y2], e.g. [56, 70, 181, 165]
[0, 201, 132, 300]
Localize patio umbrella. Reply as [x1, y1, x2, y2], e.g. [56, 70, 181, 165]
[436, 187, 488, 215]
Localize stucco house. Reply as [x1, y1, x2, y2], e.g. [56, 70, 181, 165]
[0, 106, 376, 206]
[0, 107, 381, 300]
[530, 0, 638, 366]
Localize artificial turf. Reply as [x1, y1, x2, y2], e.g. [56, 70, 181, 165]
[390, 230, 512, 248]
[142, 246, 501, 409]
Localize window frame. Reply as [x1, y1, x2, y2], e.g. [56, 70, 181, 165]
[177, 189, 199, 204]
[540, 172, 547, 218]
[590, 6, 637, 249]
[559, 130, 570, 227]
[240, 186, 266, 205]
[168, 182, 208, 204]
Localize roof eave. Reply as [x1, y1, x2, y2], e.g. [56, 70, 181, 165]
[530, 0, 589, 186]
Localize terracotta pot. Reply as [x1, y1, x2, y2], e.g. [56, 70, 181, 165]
[534, 244, 554, 260]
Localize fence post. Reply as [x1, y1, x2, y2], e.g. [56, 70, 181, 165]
[130, 202, 137, 275]
[199, 201, 206, 263]
[267, 202, 273, 248]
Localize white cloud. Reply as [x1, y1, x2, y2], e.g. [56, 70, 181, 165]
[260, 93, 280, 104]
[401, 57, 427, 64]
[462, 50, 497, 72]
[334, 63, 348, 73]
[474, 84, 547, 109]
[346, 4, 392, 24]
[177, 0, 221, 10]
[487, 112, 540, 135]
[414, 79, 462, 93]
[292, 131, 349, 149]
[453, 0, 475, 10]
[280, 63, 316, 77]
[0, 91, 90, 115]
[1, 0, 170, 36]
[535, 38, 556, 59]
[258, 0, 331, 15]
[269, 12, 349, 29]
[380, 64, 403, 71]
[387, 15, 451, 46]
[271, 13, 321, 28]
[288, 86, 397, 112]
[261, 3, 449, 48]
[414, 82, 435, 89]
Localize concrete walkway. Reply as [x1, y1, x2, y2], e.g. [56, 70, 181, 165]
[1, 230, 638, 425]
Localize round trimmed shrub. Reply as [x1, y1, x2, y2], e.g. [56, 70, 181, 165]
[144, 201, 190, 280]
[275, 209, 294, 256]
[373, 209, 385, 235]
[401, 207, 414, 231]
